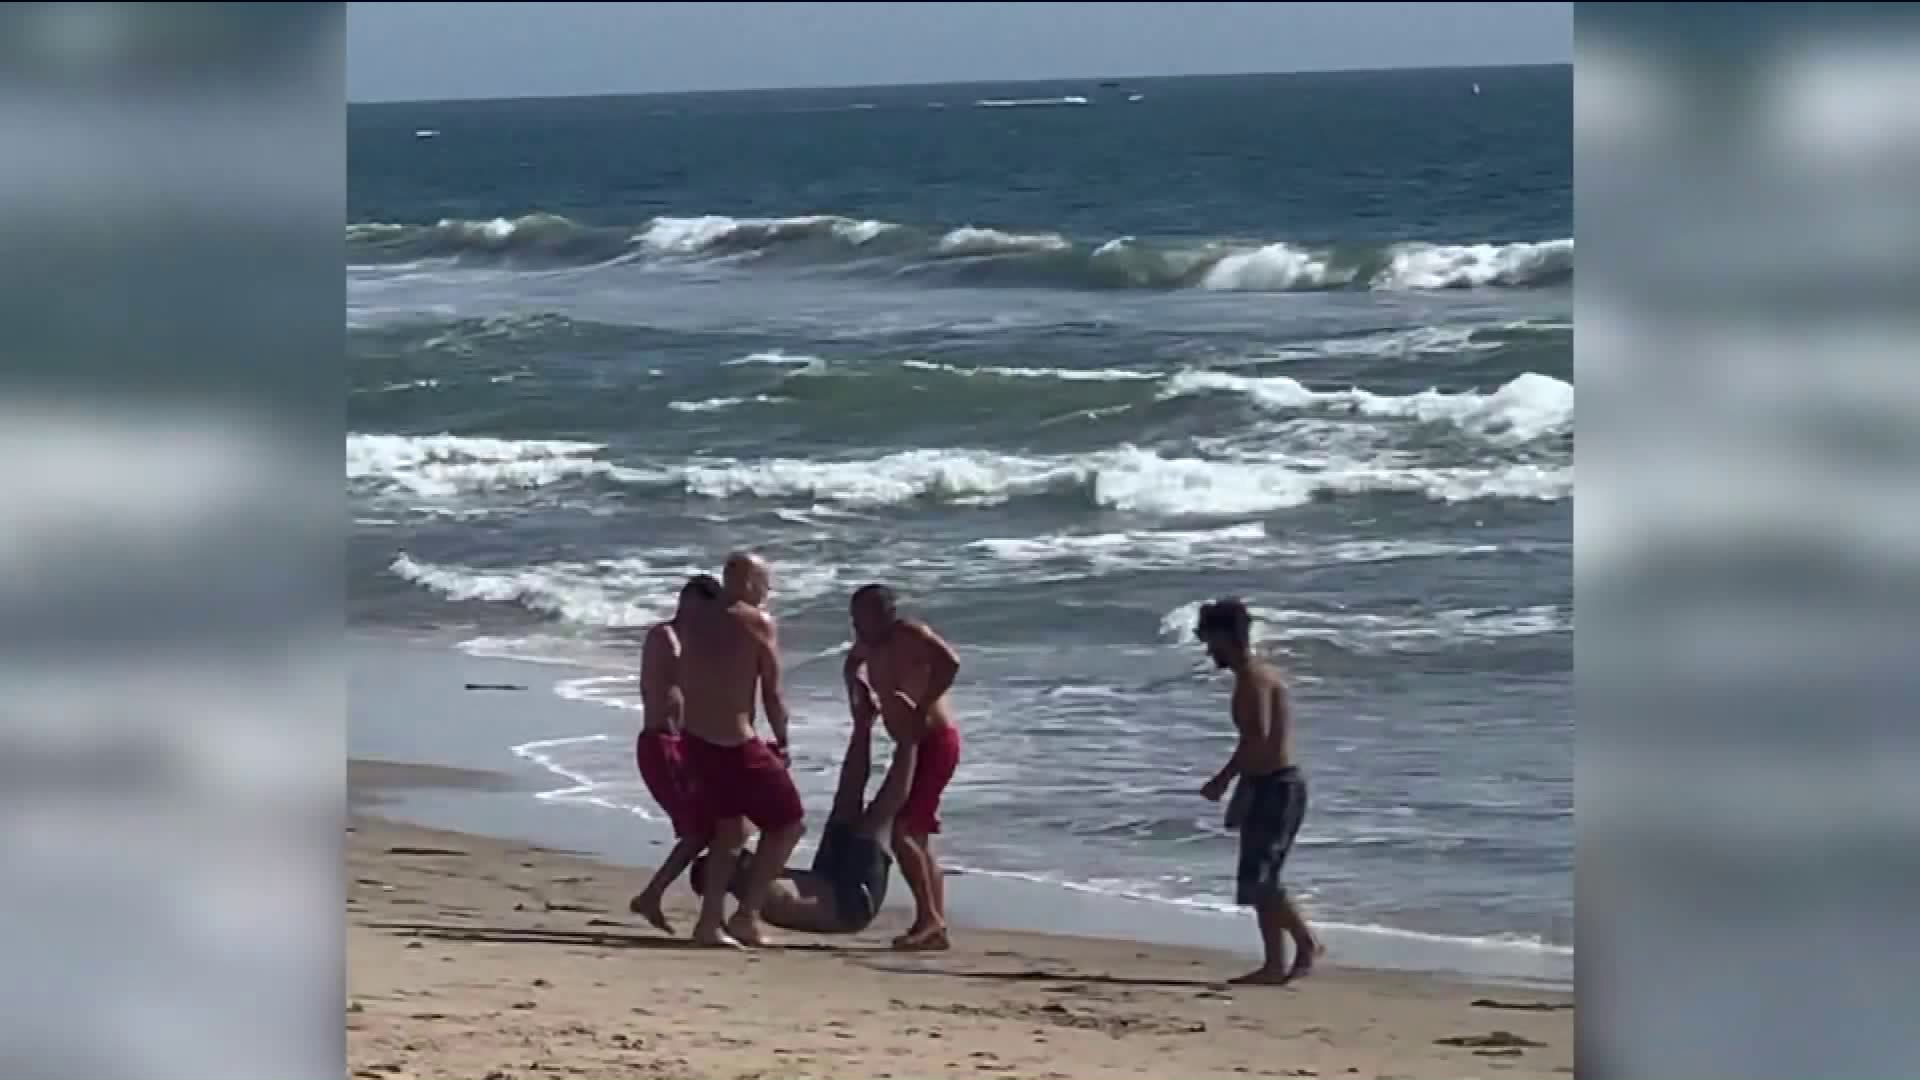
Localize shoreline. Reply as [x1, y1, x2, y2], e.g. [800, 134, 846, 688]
[349, 629, 1572, 990]
[349, 758, 1572, 1079]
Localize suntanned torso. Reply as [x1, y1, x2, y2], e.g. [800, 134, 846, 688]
[856, 619, 956, 739]
[678, 600, 776, 747]
[1233, 661, 1292, 775]
[639, 621, 681, 735]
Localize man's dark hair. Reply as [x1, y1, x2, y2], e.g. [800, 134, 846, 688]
[682, 574, 723, 602]
[1195, 596, 1253, 642]
[851, 583, 896, 617]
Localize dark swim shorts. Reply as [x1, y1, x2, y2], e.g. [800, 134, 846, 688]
[1233, 767, 1308, 907]
[812, 820, 891, 930]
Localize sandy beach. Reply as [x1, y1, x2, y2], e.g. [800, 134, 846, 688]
[349, 760, 1572, 1080]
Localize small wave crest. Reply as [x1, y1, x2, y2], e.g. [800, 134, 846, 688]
[679, 446, 1570, 514]
[347, 433, 659, 498]
[974, 95, 1091, 108]
[1165, 371, 1573, 444]
[1159, 599, 1568, 652]
[934, 226, 1073, 257]
[391, 552, 845, 630]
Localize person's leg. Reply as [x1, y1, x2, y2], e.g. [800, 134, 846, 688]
[691, 816, 747, 948]
[630, 832, 706, 934]
[725, 742, 808, 947]
[890, 827, 942, 946]
[922, 832, 949, 944]
[1231, 898, 1292, 985]
[1275, 891, 1323, 980]
[728, 820, 803, 945]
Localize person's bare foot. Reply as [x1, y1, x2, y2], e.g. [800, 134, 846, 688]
[628, 892, 673, 935]
[691, 921, 743, 950]
[895, 926, 950, 952]
[726, 912, 775, 948]
[1287, 940, 1327, 982]
[892, 923, 948, 950]
[1228, 965, 1291, 986]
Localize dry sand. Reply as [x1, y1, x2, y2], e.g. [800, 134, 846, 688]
[348, 761, 1572, 1080]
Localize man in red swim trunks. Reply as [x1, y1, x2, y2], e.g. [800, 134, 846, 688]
[627, 574, 722, 934]
[679, 552, 806, 948]
[844, 583, 963, 951]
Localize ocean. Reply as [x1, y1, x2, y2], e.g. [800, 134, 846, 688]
[348, 66, 1572, 976]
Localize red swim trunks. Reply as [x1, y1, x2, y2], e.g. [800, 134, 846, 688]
[634, 730, 706, 839]
[680, 734, 804, 832]
[897, 721, 962, 836]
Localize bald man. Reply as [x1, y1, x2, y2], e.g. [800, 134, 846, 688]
[678, 550, 804, 948]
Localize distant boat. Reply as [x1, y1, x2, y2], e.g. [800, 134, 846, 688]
[1472, 83, 1482, 95]
[1127, 93, 1145, 103]
[414, 128, 439, 139]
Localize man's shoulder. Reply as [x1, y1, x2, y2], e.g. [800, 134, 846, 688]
[725, 602, 777, 638]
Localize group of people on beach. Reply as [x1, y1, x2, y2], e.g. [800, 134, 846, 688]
[627, 550, 1321, 984]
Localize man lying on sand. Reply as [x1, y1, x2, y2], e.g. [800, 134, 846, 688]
[1195, 597, 1325, 985]
[690, 699, 894, 934]
[678, 551, 806, 949]
[628, 574, 722, 934]
[844, 583, 963, 951]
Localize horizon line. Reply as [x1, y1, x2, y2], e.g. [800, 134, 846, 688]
[349, 59, 1567, 107]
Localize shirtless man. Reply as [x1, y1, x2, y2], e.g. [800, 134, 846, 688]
[1194, 597, 1323, 985]
[844, 584, 962, 951]
[689, 704, 894, 935]
[627, 574, 721, 934]
[678, 551, 805, 948]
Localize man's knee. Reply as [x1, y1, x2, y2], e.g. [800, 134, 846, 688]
[709, 816, 748, 850]
[890, 825, 920, 856]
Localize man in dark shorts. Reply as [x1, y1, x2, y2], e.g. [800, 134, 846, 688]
[1194, 597, 1324, 985]
[690, 699, 893, 934]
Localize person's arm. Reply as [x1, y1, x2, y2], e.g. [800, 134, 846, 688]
[828, 714, 875, 824]
[902, 620, 960, 725]
[639, 626, 681, 730]
[859, 733, 920, 835]
[1202, 678, 1268, 800]
[754, 619, 791, 755]
[842, 642, 877, 719]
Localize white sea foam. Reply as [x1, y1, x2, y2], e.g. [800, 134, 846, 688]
[1165, 371, 1574, 444]
[1376, 237, 1573, 289]
[347, 433, 657, 498]
[390, 552, 692, 627]
[1250, 324, 1505, 364]
[678, 445, 1570, 514]
[974, 95, 1091, 108]
[1159, 599, 1568, 651]
[902, 359, 1159, 382]
[667, 395, 786, 413]
[969, 523, 1268, 565]
[635, 214, 894, 256]
[1200, 243, 1347, 291]
[721, 350, 829, 375]
[392, 552, 845, 629]
[935, 226, 1073, 256]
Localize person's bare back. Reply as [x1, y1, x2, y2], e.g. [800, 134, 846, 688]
[638, 621, 682, 736]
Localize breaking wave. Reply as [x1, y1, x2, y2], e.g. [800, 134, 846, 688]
[1165, 371, 1573, 444]
[348, 434, 1569, 512]
[347, 211, 1570, 291]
